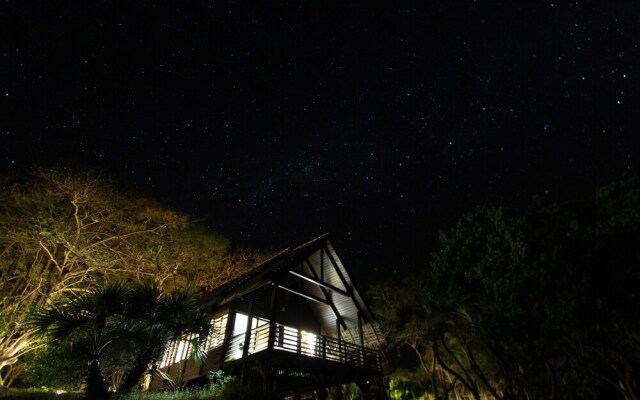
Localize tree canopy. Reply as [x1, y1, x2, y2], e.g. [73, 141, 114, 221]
[370, 177, 640, 400]
[0, 170, 259, 388]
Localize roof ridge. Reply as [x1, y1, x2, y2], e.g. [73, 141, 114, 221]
[200, 234, 332, 307]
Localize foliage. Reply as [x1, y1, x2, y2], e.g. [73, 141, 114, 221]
[30, 282, 132, 399]
[19, 341, 85, 391]
[116, 371, 235, 400]
[0, 377, 235, 400]
[587, 177, 640, 399]
[192, 248, 275, 293]
[114, 283, 211, 394]
[371, 177, 640, 400]
[369, 274, 462, 399]
[0, 388, 83, 399]
[388, 369, 431, 400]
[214, 380, 275, 400]
[0, 170, 244, 388]
[326, 383, 361, 400]
[0, 170, 181, 386]
[30, 281, 213, 397]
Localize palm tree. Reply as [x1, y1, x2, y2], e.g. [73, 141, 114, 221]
[30, 283, 129, 400]
[31, 281, 211, 396]
[116, 283, 211, 394]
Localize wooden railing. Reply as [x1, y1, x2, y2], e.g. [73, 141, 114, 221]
[224, 323, 381, 372]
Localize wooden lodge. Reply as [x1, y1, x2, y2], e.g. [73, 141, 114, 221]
[150, 234, 386, 399]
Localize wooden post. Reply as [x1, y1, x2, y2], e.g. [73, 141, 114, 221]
[242, 293, 256, 359]
[265, 289, 277, 400]
[336, 319, 342, 363]
[358, 311, 364, 367]
[318, 335, 325, 359]
[357, 311, 364, 347]
[320, 248, 324, 281]
[268, 284, 277, 351]
[220, 306, 236, 366]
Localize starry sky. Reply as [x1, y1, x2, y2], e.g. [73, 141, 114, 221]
[2, 2, 639, 286]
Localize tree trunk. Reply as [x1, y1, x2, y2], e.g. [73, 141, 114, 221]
[118, 346, 156, 394]
[118, 360, 147, 394]
[86, 358, 108, 400]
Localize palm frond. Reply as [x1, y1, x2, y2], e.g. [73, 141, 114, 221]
[127, 281, 163, 319]
[189, 337, 208, 365]
[29, 306, 88, 341]
[92, 281, 129, 315]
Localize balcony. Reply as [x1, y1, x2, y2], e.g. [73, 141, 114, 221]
[224, 322, 382, 372]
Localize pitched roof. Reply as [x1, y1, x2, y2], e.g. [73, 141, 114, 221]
[201, 233, 331, 306]
[201, 233, 377, 333]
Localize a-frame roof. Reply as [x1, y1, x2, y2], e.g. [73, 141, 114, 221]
[201, 234, 377, 339]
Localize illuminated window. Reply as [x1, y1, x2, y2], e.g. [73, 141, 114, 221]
[160, 314, 230, 368]
[227, 313, 270, 360]
[301, 331, 317, 357]
[274, 324, 299, 352]
[205, 314, 228, 350]
[158, 333, 196, 368]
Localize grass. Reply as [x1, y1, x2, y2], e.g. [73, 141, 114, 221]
[0, 386, 224, 400]
[0, 382, 240, 400]
[118, 385, 229, 400]
[0, 388, 83, 400]
[0, 374, 252, 400]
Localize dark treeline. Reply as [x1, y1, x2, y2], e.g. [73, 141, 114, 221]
[370, 177, 640, 400]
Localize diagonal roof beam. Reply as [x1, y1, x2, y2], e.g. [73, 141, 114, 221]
[301, 259, 348, 330]
[288, 269, 350, 298]
[277, 284, 331, 305]
[277, 284, 348, 330]
[322, 246, 352, 294]
[322, 245, 374, 322]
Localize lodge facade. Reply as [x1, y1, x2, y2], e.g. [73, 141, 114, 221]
[150, 234, 386, 399]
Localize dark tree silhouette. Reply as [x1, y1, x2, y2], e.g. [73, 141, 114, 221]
[371, 177, 640, 400]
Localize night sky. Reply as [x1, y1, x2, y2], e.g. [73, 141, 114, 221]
[2, 2, 639, 286]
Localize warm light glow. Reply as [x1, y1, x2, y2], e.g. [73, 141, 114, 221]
[205, 314, 228, 350]
[159, 333, 197, 368]
[301, 330, 317, 357]
[227, 313, 270, 360]
[163, 315, 246, 367]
